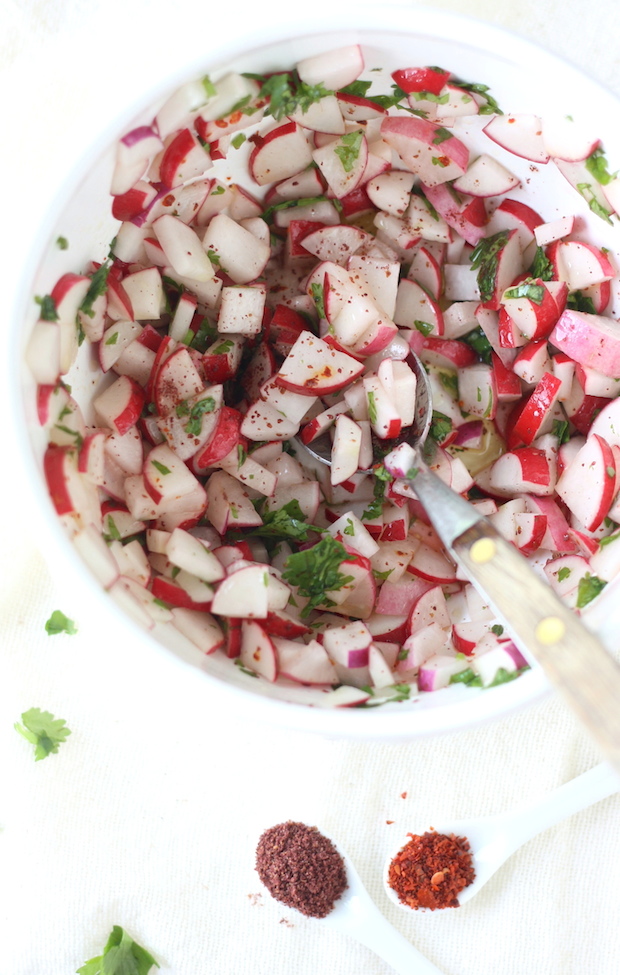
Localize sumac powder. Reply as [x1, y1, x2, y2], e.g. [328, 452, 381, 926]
[255, 821, 348, 918]
[387, 830, 475, 910]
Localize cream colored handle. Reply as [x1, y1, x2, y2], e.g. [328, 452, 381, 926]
[454, 522, 620, 775]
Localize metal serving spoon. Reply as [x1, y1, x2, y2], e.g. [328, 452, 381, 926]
[315, 840, 446, 974]
[296, 352, 620, 775]
[383, 761, 619, 912]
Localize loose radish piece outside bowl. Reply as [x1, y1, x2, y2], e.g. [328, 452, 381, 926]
[13, 10, 620, 739]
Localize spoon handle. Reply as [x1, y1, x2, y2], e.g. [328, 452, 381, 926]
[495, 762, 620, 855]
[454, 520, 620, 776]
[408, 465, 620, 775]
[329, 902, 447, 975]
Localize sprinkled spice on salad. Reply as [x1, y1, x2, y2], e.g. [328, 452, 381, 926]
[26, 42, 620, 708]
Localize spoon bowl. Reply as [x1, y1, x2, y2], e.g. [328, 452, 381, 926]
[315, 840, 445, 974]
[383, 762, 620, 913]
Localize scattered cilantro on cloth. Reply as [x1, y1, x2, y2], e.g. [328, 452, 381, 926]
[14, 708, 71, 761]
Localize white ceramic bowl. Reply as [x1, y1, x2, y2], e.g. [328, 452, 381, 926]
[9, 4, 620, 738]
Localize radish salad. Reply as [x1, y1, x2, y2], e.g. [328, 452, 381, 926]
[26, 44, 620, 708]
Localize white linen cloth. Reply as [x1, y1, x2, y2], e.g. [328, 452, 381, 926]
[1, 2, 620, 973]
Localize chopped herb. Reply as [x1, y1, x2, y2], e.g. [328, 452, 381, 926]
[251, 499, 321, 542]
[359, 683, 412, 706]
[104, 515, 122, 542]
[35, 294, 59, 321]
[463, 326, 493, 364]
[557, 566, 571, 582]
[411, 91, 449, 105]
[334, 130, 364, 173]
[529, 246, 554, 281]
[343, 518, 355, 537]
[45, 610, 78, 635]
[552, 419, 571, 444]
[491, 623, 504, 636]
[56, 236, 69, 250]
[77, 925, 159, 975]
[585, 147, 615, 186]
[429, 411, 452, 444]
[600, 531, 620, 548]
[566, 290, 597, 314]
[234, 659, 259, 677]
[373, 568, 393, 582]
[607, 466, 616, 479]
[432, 126, 453, 144]
[339, 80, 373, 97]
[261, 194, 330, 222]
[310, 281, 326, 319]
[576, 573, 607, 608]
[576, 182, 614, 224]
[54, 424, 83, 446]
[282, 534, 355, 617]
[231, 132, 247, 149]
[207, 249, 222, 267]
[105, 331, 119, 345]
[362, 464, 392, 520]
[211, 339, 234, 355]
[202, 74, 217, 99]
[439, 370, 459, 398]
[413, 319, 434, 336]
[175, 396, 216, 436]
[451, 78, 503, 115]
[503, 280, 545, 304]
[367, 390, 378, 424]
[487, 666, 528, 687]
[237, 444, 247, 467]
[14, 708, 71, 761]
[449, 667, 481, 686]
[80, 261, 111, 318]
[151, 460, 171, 476]
[470, 230, 510, 303]
[431, 155, 449, 168]
[211, 184, 225, 196]
[406, 466, 420, 479]
[247, 71, 333, 121]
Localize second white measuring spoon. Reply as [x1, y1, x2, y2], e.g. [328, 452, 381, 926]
[384, 762, 619, 912]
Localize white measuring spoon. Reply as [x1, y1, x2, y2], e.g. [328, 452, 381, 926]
[314, 842, 446, 974]
[383, 762, 619, 913]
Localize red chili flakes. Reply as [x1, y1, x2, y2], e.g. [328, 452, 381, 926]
[401, 792, 408, 800]
[387, 831, 475, 910]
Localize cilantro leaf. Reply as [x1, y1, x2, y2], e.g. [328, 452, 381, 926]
[14, 708, 71, 761]
[175, 396, 216, 436]
[339, 80, 373, 97]
[567, 290, 597, 314]
[470, 230, 510, 303]
[429, 411, 453, 444]
[334, 130, 364, 172]
[45, 610, 78, 635]
[503, 280, 545, 304]
[528, 246, 554, 281]
[251, 499, 322, 542]
[451, 78, 503, 115]
[362, 464, 392, 520]
[359, 682, 412, 706]
[76, 926, 159, 975]
[282, 534, 355, 617]
[552, 419, 571, 444]
[35, 294, 59, 321]
[80, 262, 111, 319]
[249, 71, 333, 121]
[310, 281, 326, 319]
[585, 147, 615, 186]
[575, 573, 607, 608]
[463, 326, 493, 364]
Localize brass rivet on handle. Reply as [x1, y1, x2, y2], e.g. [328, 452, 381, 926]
[470, 538, 496, 563]
[535, 616, 566, 645]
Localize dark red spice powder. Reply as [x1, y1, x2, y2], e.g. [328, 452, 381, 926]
[256, 821, 348, 919]
[387, 830, 475, 910]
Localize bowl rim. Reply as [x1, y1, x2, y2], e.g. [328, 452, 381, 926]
[12, 2, 620, 738]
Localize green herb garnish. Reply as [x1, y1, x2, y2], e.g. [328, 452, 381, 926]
[56, 236, 69, 250]
[575, 573, 607, 608]
[175, 396, 216, 436]
[310, 281, 326, 319]
[45, 610, 78, 635]
[334, 130, 364, 173]
[429, 411, 452, 444]
[367, 390, 378, 424]
[77, 925, 159, 975]
[552, 419, 571, 444]
[282, 534, 355, 617]
[529, 246, 554, 281]
[35, 294, 59, 321]
[247, 71, 333, 121]
[80, 261, 111, 319]
[463, 326, 493, 364]
[470, 230, 510, 303]
[14, 708, 71, 761]
[503, 280, 545, 304]
[251, 499, 321, 543]
[567, 290, 597, 314]
[151, 460, 171, 476]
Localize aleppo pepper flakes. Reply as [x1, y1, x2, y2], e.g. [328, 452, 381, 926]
[255, 821, 348, 918]
[387, 830, 475, 910]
